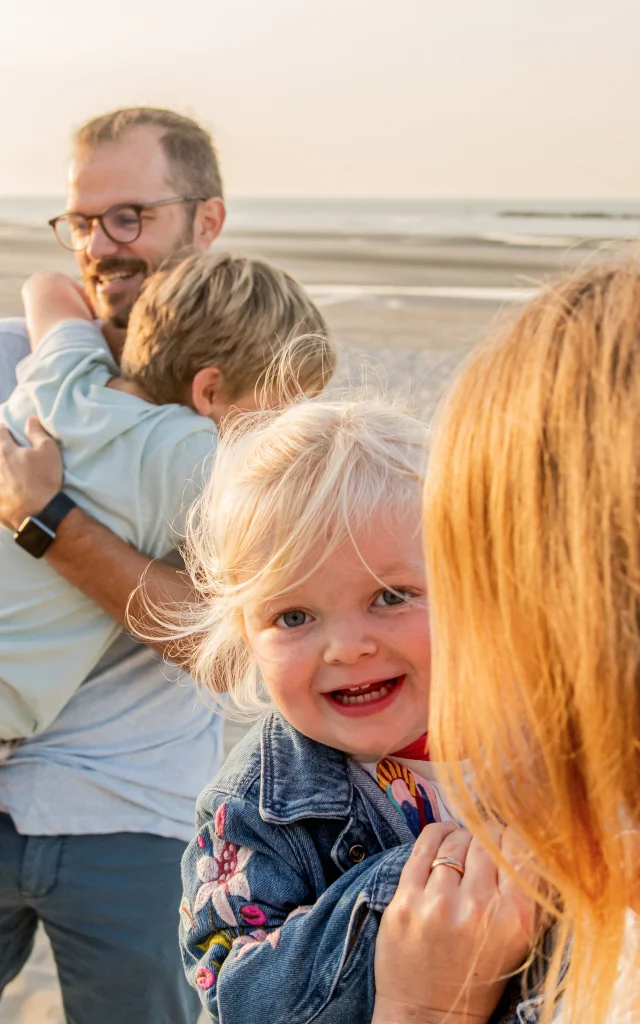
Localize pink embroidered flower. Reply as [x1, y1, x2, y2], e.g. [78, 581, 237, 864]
[197, 835, 206, 850]
[179, 900, 194, 931]
[214, 802, 227, 838]
[232, 905, 312, 959]
[194, 966, 216, 990]
[240, 904, 267, 927]
[233, 928, 279, 960]
[193, 837, 253, 925]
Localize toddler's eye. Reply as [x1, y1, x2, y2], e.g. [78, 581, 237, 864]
[374, 589, 411, 608]
[275, 609, 310, 628]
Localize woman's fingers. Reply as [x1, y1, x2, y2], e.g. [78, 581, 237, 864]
[425, 826, 474, 890]
[497, 828, 544, 941]
[498, 827, 538, 893]
[457, 823, 505, 897]
[396, 822, 459, 891]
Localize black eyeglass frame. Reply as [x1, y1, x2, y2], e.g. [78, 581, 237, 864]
[48, 195, 207, 251]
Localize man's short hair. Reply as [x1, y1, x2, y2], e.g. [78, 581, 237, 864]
[120, 251, 335, 404]
[74, 107, 223, 201]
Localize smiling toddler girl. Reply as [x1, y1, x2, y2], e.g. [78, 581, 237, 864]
[171, 398, 461, 1021]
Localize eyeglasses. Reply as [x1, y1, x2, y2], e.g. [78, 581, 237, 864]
[48, 195, 206, 251]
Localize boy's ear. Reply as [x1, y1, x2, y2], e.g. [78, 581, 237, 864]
[191, 366, 224, 418]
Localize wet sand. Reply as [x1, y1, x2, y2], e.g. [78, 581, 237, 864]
[0, 224, 625, 1023]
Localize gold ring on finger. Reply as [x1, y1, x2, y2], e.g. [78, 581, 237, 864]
[430, 856, 465, 877]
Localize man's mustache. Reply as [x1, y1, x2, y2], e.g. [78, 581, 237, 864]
[85, 258, 148, 279]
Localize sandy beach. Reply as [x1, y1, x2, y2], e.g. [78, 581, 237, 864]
[0, 223, 627, 1023]
[0, 222, 621, 415]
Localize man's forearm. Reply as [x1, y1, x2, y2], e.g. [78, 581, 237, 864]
[0, 420, 196, 662]
[48, 508, 194, 657]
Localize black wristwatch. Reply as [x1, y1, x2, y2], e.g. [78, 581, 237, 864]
[13, 492, 77, 559]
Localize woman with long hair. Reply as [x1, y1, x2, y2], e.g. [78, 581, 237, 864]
[375, 264, 640, 1023]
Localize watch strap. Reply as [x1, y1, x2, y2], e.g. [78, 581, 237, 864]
[31, 491, 77, 533]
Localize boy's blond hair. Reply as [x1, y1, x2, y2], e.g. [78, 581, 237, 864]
[424, 264, 640, 1023]
[140, 398, 428, 715]
[120, 252, 333, 405]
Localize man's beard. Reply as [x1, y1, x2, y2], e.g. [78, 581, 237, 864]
[108, 306, 137, 331]
[108, 308, 136, 331]
[83, 256, 149, 329]
[82, 230, 195, 330]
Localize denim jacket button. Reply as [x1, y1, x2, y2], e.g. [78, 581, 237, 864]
[348, 844, 366, 863]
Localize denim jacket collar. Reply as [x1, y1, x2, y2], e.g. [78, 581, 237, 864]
[259, 711, 355, 824]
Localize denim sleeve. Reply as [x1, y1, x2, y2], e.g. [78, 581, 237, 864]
[179, 790, 412, 1023]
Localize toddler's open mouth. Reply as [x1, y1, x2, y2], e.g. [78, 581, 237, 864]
[326, 675, 404, 712]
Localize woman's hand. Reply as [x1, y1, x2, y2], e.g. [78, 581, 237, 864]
[372, 823, 537, 1024]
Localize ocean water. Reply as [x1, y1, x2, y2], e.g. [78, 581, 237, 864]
[1, 195, 640, 242]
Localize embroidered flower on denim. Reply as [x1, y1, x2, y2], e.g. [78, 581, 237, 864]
[179, 899, 195, 931]
[193, 838, 253, 924]
[194, 966, 216, 991]
[232, 905, 313, 959]
[233, 928, 277, 960]
[214, 801, 227, 837]
[240, 904, 268, 926]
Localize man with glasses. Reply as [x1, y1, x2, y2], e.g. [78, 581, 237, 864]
[0, 108, 226, 1024]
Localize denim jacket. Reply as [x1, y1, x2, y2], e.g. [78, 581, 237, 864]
[180, 710, 532, 1024]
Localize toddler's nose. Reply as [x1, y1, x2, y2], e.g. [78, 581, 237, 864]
[323, 624, 377, 665]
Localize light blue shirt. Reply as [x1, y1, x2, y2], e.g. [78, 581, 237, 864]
[1, 319, 217, 739]
[0, 319, 224, 840]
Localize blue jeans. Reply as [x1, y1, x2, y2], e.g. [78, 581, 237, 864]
[0, 813, 201, 1024]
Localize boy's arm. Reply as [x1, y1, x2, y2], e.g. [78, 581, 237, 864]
[22, 271, 94, 349]
[0, 419, 195, 660]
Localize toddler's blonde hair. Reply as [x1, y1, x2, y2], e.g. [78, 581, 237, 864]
[163, 398, 428, 715]
[121, 251, 333, 405]
[424, 264, 640, 1023]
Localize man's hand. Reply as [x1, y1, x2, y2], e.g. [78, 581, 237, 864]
[0, 417, 63, 529]
[0, 416, 195, 660]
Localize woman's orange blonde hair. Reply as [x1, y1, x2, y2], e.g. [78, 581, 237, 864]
[424, 264, 640, 1022]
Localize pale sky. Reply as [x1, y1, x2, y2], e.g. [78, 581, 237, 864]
[2, 0, 638, 198]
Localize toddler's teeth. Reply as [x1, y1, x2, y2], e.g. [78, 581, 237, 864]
[332, 680, 395, 705]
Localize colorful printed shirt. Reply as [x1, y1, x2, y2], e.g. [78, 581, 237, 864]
[375, 756, 459, 835]
[357, 733, 462, 837]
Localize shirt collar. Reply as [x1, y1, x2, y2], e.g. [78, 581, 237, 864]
[258, 711, 354, 823]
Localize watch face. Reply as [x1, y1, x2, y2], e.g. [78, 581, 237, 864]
[13, 517, 55, 559]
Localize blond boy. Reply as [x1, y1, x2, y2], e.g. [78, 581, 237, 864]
[0, 251, 333, 743]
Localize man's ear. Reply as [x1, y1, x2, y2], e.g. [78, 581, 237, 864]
[193, 197, 226, 248]
[191, 366, 224, 417]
